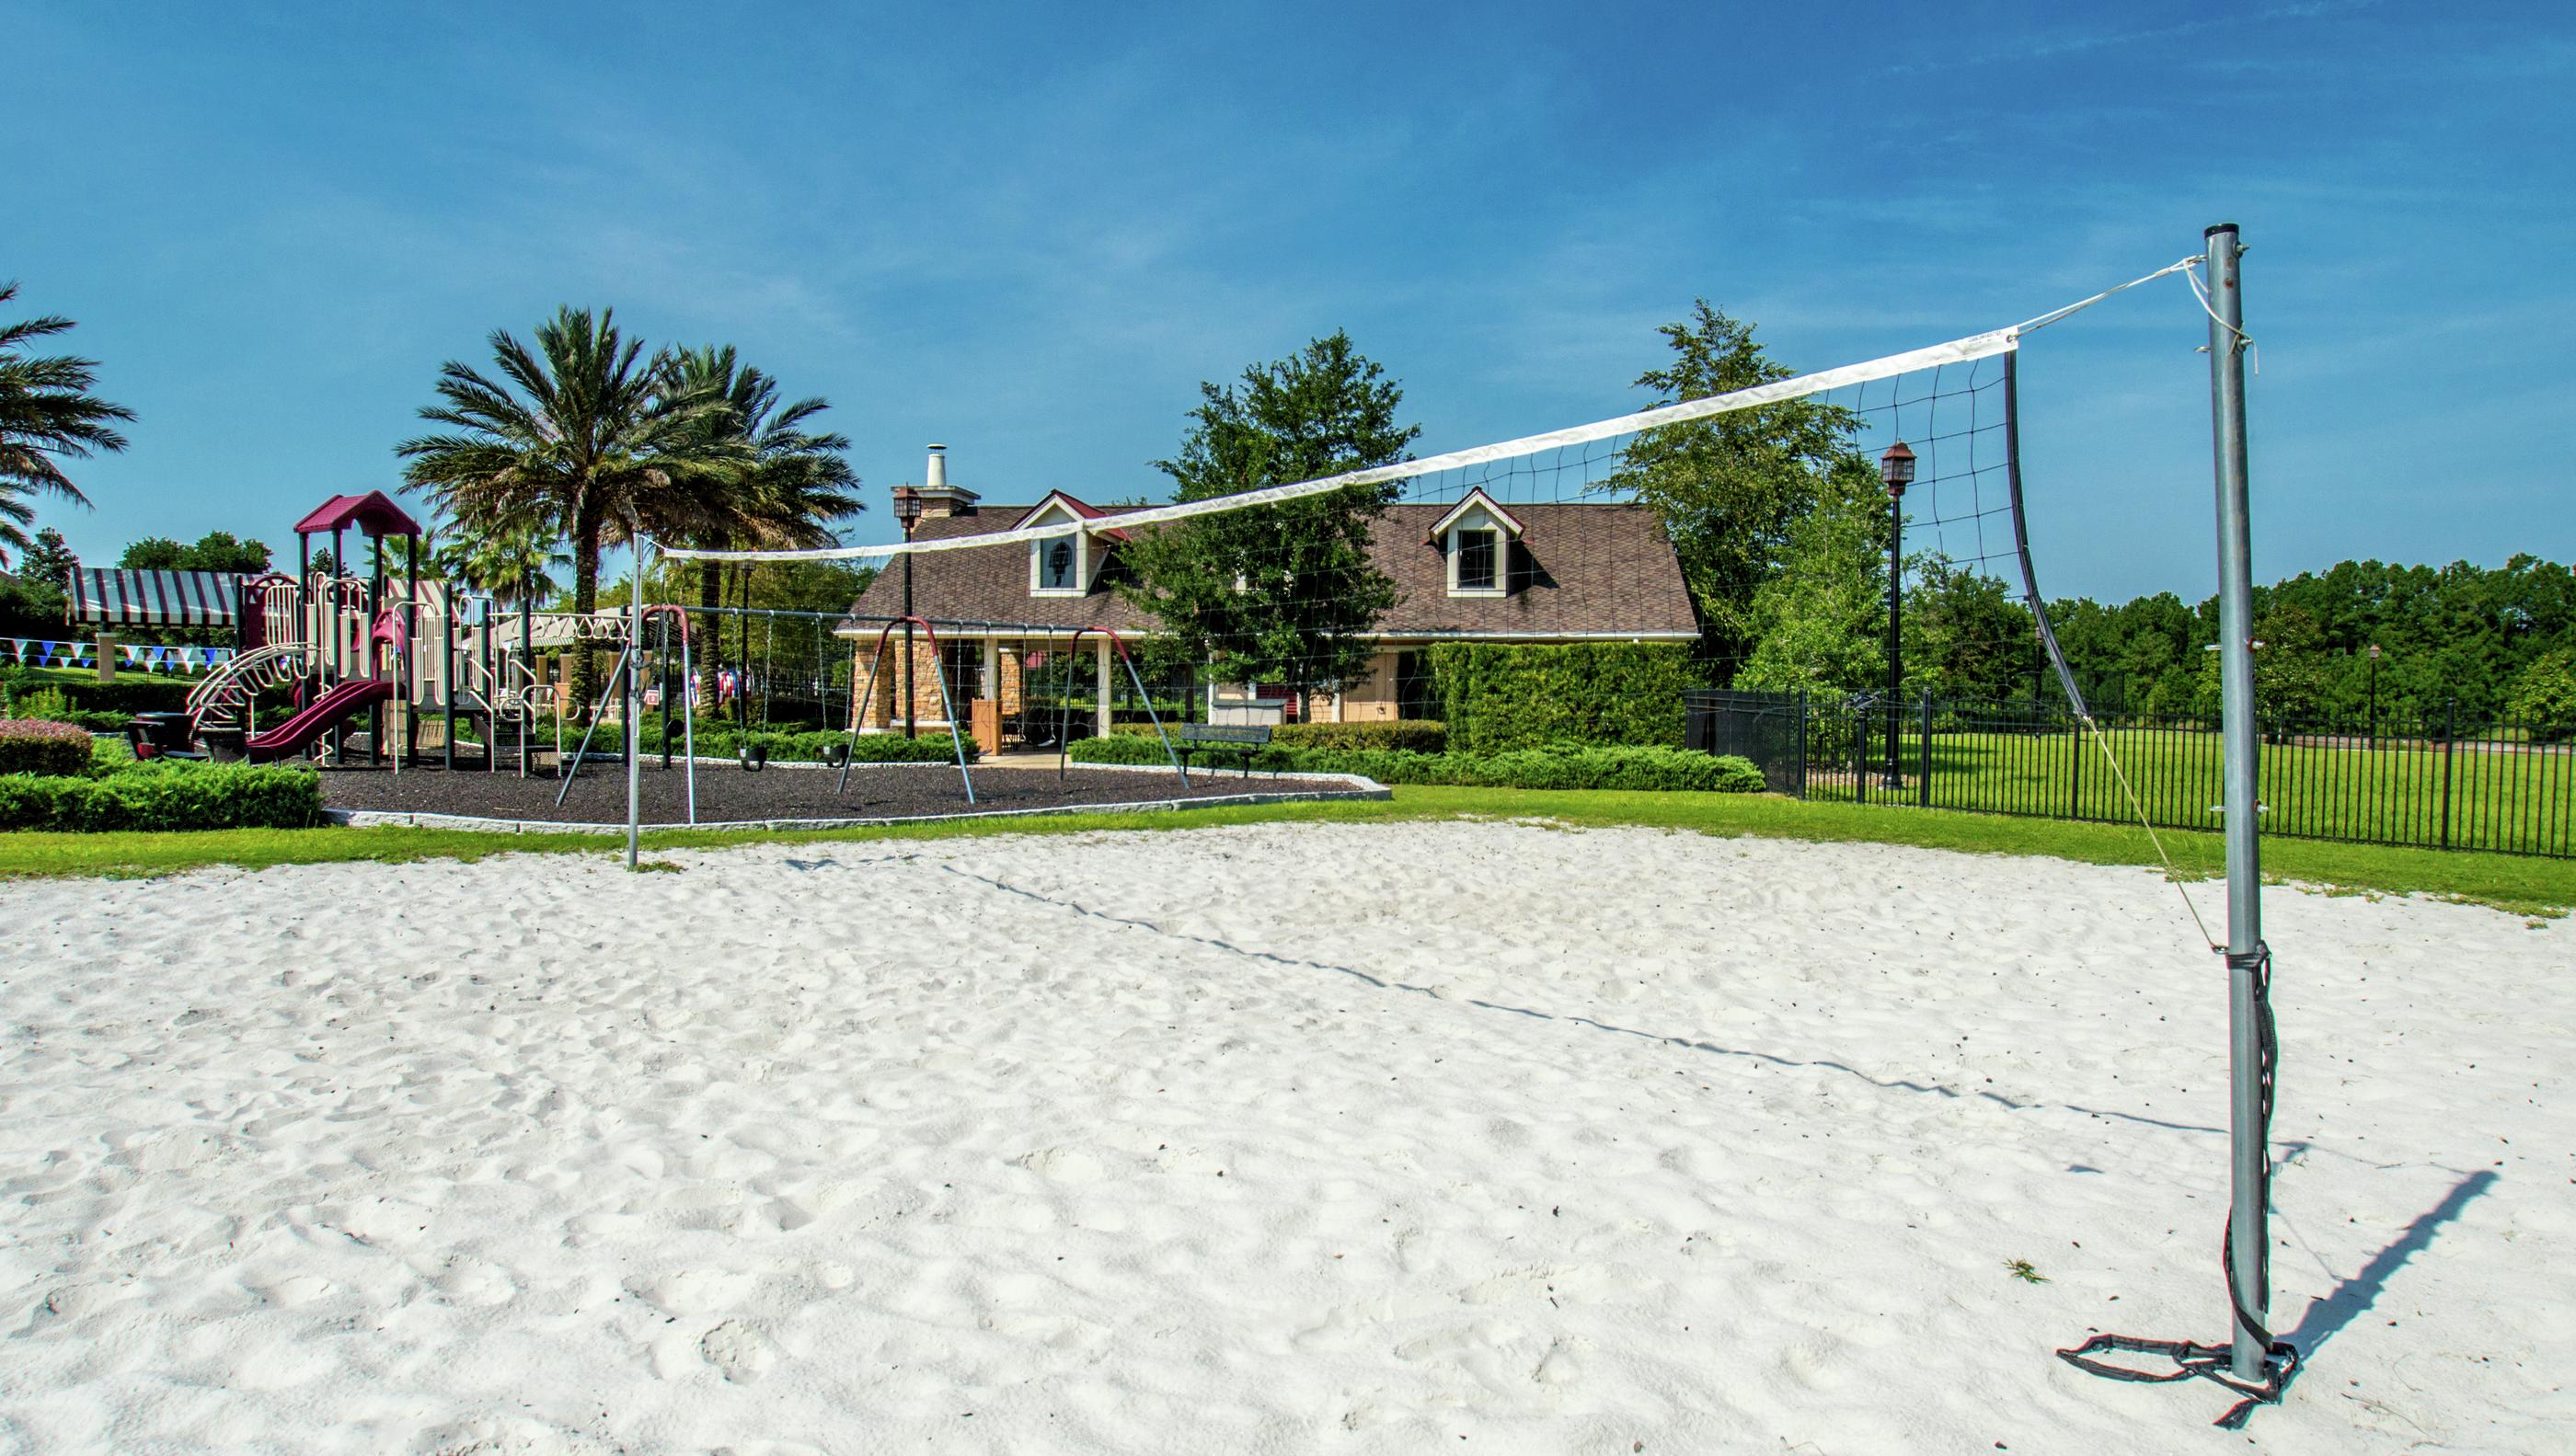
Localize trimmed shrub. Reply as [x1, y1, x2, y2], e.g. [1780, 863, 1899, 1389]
[0, 761, 324, 831]
[1270, 718, 1446, 753]
[1066, 735, 1763, 793]
[1109, 718, 1448, 753]
[630, 719, 976, 764]
[0, 668, 194, 716]
[0, 685, 132, 733]
[1425, 642, 1705, 753]
[0, 719, 97, 777]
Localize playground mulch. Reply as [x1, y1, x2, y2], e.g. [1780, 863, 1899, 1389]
[315, 760, 1370, 829]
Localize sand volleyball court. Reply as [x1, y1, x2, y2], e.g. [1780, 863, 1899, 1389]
[2, 822, 2568, 1452]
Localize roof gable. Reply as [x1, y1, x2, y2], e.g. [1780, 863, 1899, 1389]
[293, 490, 421, 538]
[1013, 491, 1131, 542]
[1428, 488, 1525, 542]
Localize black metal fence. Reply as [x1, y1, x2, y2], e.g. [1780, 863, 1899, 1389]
[1685, 689, 2576, 858]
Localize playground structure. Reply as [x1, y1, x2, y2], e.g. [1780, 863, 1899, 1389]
[141, 491, 573, 772]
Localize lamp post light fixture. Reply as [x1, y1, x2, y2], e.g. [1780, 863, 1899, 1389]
[893, 483, 924, 739]
[1880, 441, 1916, 792]
[2366, 642, 2382, 748]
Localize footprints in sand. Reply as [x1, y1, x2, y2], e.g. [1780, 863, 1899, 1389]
[248, 1273, 334, 1308]
[1301, 1261, 1655, 1424]
[628, 1267, 759, 1316]
[698, 1319, 780, 1383]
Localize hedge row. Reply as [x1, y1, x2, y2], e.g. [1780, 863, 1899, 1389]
[1423, 642, 1704, 753]
[628, 719, 977, 764]
[0, 761, 324, 831]
[0, 719, 97, 776]
[1068, 734, 1764, 793]
[1109, 718, 1448, 753]
[0, 668, 195, 716]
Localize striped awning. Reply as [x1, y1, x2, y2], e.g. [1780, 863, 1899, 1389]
[66, 567, 249, 627]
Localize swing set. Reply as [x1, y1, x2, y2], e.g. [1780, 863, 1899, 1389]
[578, 532, 1190, 831]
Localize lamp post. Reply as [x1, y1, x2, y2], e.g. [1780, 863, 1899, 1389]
[2366, 642, 2381, 748]
[893, 483, 923, 739]
[1880, 440, 1915, 791]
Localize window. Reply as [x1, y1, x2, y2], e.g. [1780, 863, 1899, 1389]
[1454, 528, 1499, 592]
[1032, 532, 1085, 594]
[941, 637, 985, 704]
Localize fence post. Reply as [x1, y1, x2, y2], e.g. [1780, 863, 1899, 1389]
[2068, 704, 2085, 820]
[1856, 700, 1870, 804]
[1917, 693, 1932, 808]
[2439, 698, 2457, 851]
[1796, 691, 1809, 798]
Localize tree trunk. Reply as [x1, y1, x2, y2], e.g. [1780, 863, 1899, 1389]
[696, 556, 722, 706]
[569, 496, 604, 725]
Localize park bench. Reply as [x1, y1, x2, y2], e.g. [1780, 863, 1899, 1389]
[1172, 722, 1271, 778]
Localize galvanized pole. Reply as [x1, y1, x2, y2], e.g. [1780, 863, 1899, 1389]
[519, 570, 535, 780]
[2205, 221, 2270, 1383]
[627, 527, 645, 872]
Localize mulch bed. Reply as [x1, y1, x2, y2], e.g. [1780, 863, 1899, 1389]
[315, 761, 1363, 828]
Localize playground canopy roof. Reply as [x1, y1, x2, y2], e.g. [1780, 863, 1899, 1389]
[293, 490, 421, 538]
[65, 567, 250, 627]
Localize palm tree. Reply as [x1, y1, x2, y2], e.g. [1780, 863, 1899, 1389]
[398, 306, 734, 718]
[0, 282, 133, 567]
[659, 345, 862, 689]
[431, 522, 565, 609]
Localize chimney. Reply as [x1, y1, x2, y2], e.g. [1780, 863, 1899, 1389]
[911, 442, 979, 519]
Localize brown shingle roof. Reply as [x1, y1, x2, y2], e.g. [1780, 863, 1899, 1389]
[841, 499, 1698, 639]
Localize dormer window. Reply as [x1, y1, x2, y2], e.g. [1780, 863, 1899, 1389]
[1030, 529, 1087, 595]
[1041, 537, 1078, 590]
[1021, 491, 1124, 597]
[1434, 490, 1523, 598]
[1455, 528, 1499, 591]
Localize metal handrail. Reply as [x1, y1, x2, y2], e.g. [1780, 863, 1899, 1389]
[184, 642, 309, 731]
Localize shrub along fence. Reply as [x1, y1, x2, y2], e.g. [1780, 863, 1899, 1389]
[629, 719, 978, 764]
[1420, 643, 1700, 754]
[1687, 688, 2576, 858]
[1110, 719, 1448, 754]
[1, 667, 195, 717]
[1071, 733, 1764, 794]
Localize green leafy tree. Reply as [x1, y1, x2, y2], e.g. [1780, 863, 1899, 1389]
[119, 531, 271, 573]
[0, 524, 75, 630]
[0, 281, 133, 567]
[2194, 600, 2334, 735]
[1118, 331, 1419, 701]
[1904, 557, 2036, 700]
[397, 306, 737, 718]
[117, 536, 185, 570]
[1731, 486, 1885, 694]
[2504, 648, 2576, 739]
[1600, 301, 1868, 677]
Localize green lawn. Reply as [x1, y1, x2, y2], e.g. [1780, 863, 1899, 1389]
[1810, 724, 2575, 858]
[4, 785, 2568, 918]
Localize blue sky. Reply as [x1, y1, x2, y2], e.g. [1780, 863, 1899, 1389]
[9, 1, 2570, 602]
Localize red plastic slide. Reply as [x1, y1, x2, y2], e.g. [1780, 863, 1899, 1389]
[246, 679, 396, 762]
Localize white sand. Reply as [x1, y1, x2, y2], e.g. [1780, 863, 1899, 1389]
[1, 822, 2569, 1454]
